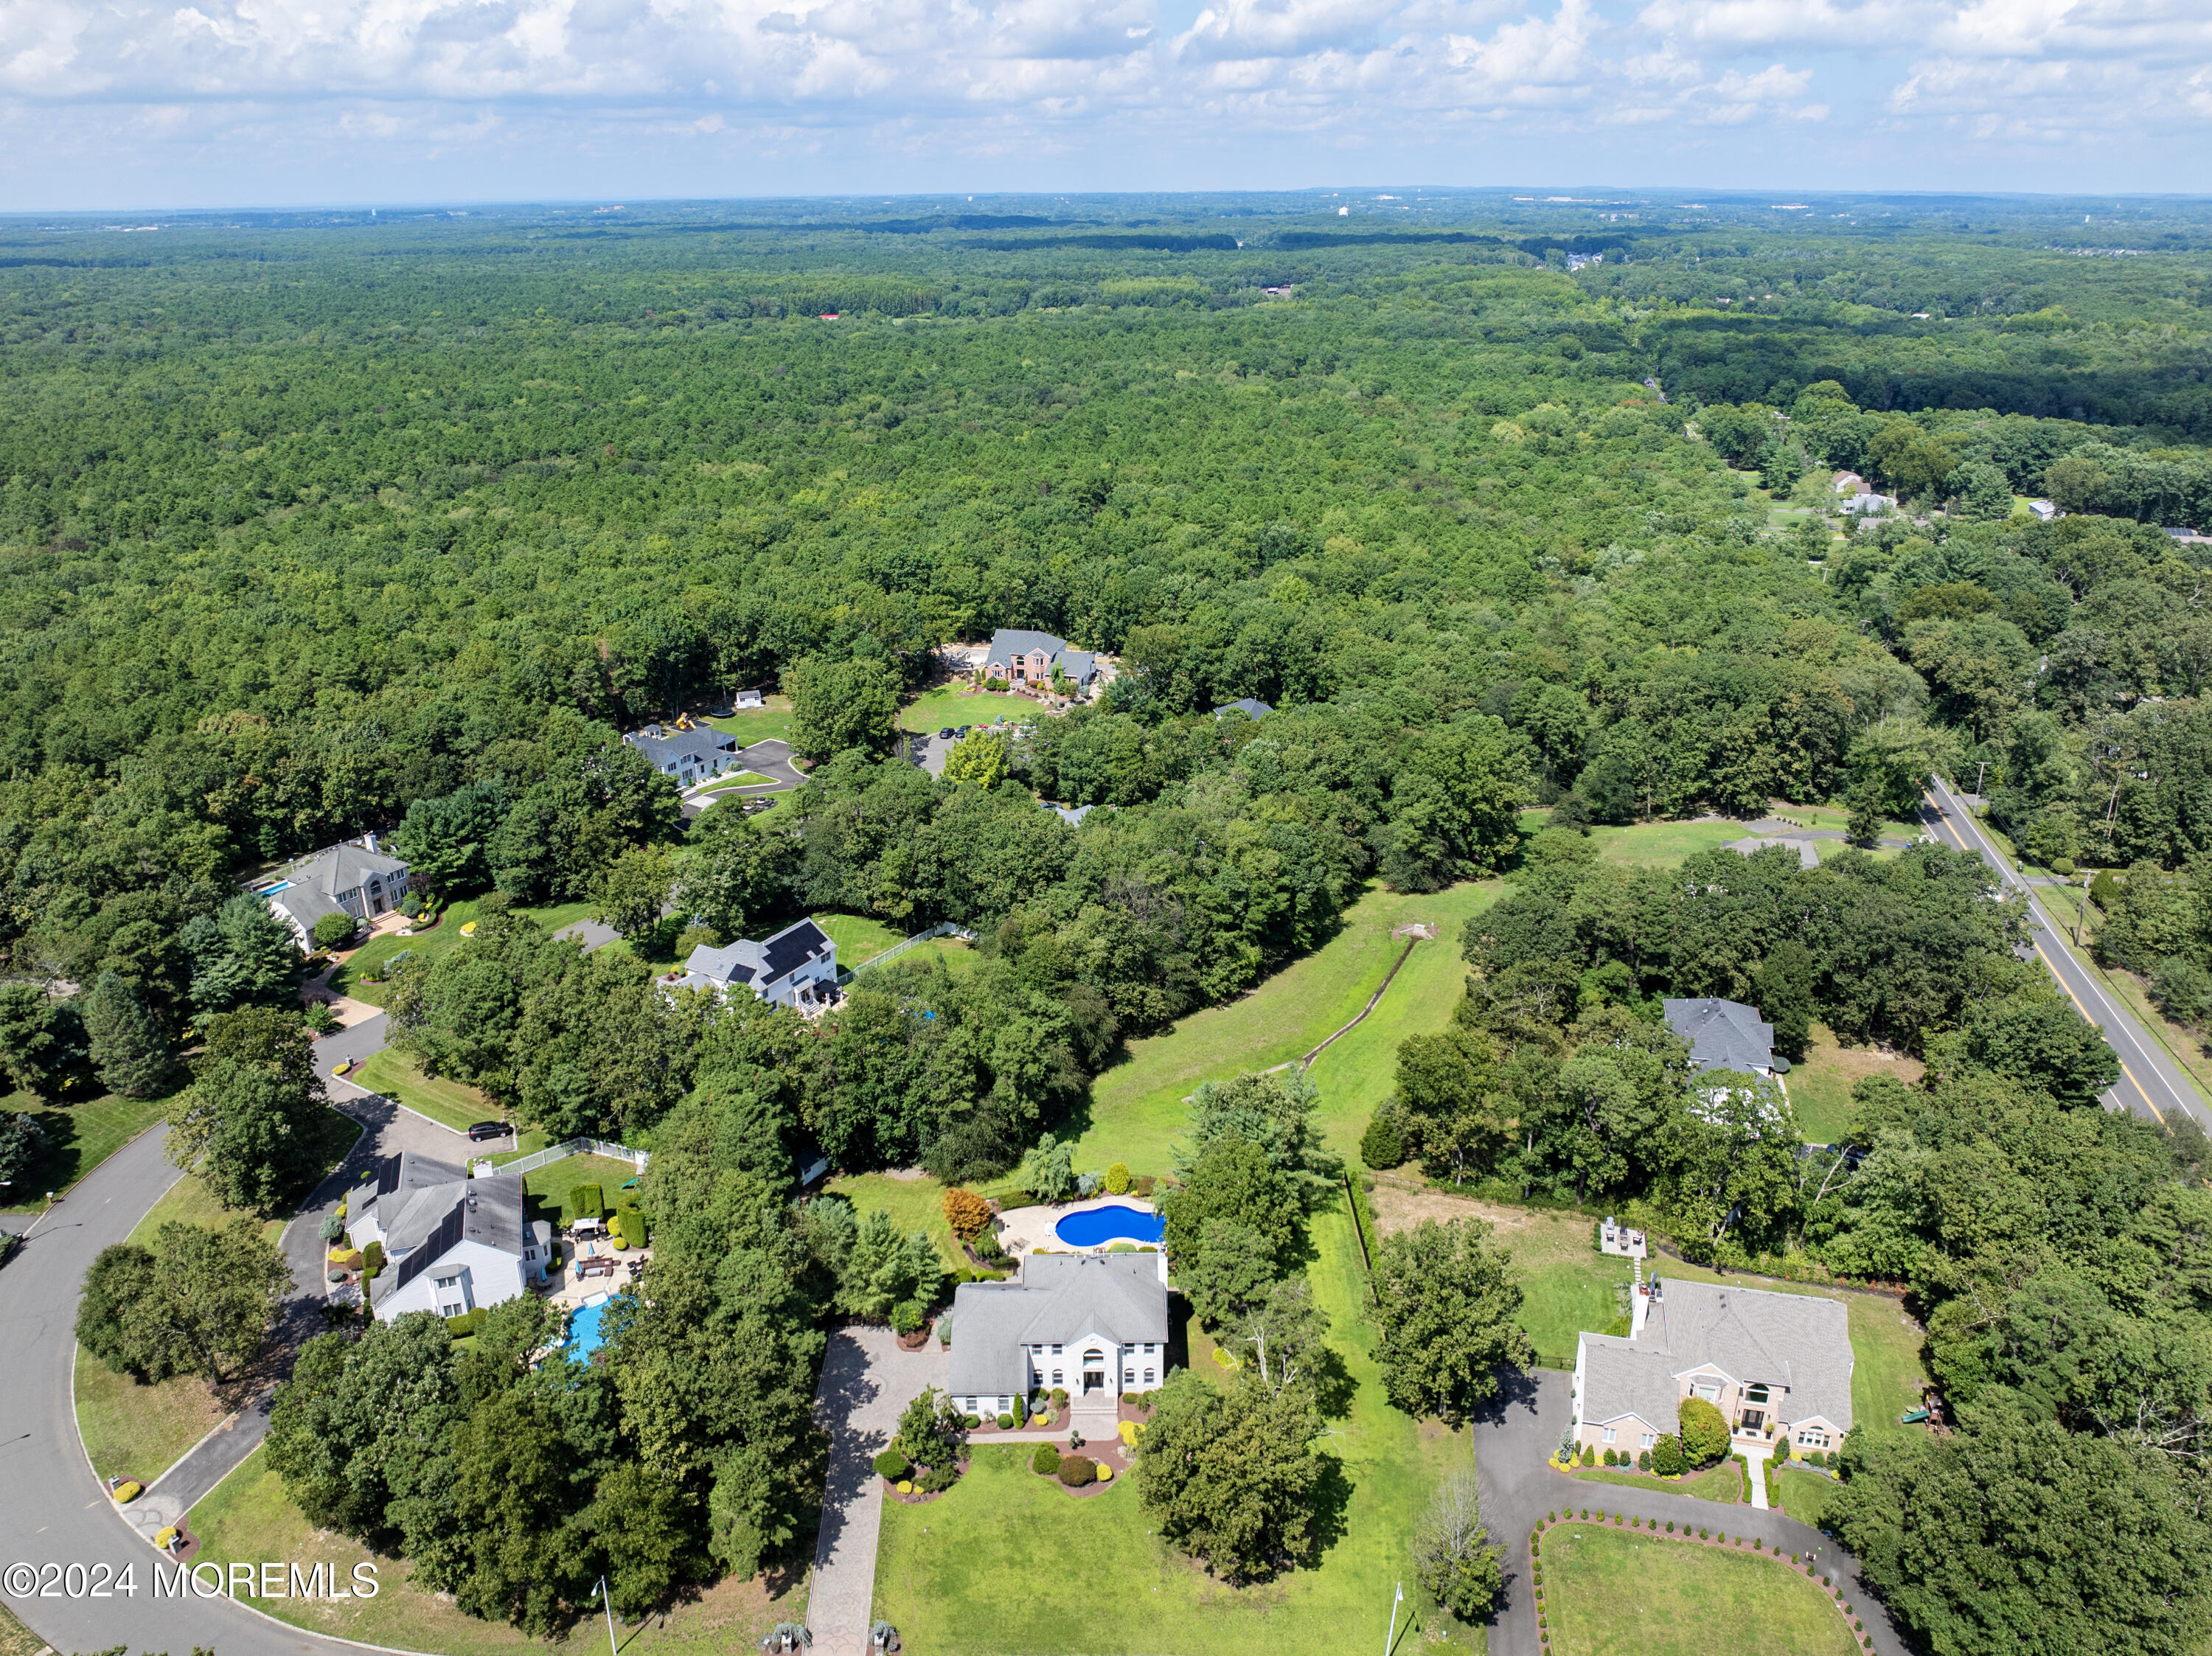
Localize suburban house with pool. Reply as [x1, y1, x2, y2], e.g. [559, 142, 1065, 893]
[947, 1253, 1169, 1418]
[1568, 1276, 1853, 1461]
[345, 1151, 553, 1323]
[257, 834, 414, 948]
[673, 918, 838, 1012]
[622, 721, 745, 787]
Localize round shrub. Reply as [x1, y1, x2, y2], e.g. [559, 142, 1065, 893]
[896, 1481, 913, 1495]
[1104, 1162, 1131, 1195]
[963, 1413, 980, 1429]
[873, 1450, 911, 1482]
[1058, 1454, 1097, 1488]
[1051, 1387, 1068, 1406]
[1698, 1528, 1708, 1540]
[890, 1299, 926, 1336]
[997, 1413, 1015, 1430]
[1097, 1466, 1112, 1483]
[1031, 1444, 1061, 1477]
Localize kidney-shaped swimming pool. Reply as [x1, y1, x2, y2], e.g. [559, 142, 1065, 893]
[1054, 1203, 1166, 1248]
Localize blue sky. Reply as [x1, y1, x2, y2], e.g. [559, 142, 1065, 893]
[1, 0, 2207, 209]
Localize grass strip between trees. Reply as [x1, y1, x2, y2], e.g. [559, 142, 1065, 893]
[1539, 1521, 1859, 1656]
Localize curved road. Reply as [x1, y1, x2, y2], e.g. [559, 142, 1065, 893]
[0, 1127, 339, 1655]
[1922, 774, 2208, 1131]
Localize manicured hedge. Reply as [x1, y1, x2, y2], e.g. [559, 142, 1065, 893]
[1031, 1444, 1061, 1477]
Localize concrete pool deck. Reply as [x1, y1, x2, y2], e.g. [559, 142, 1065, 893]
[996, 1194, 1165, 1257]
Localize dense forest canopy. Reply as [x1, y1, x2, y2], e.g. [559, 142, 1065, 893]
[11, 190, 2212, 1646]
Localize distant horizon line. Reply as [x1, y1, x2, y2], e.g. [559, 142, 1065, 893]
[5, 184, 2211, 220]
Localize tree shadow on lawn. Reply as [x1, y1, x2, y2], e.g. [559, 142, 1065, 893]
[1306, 1346, 1357, 1422]
[1307, 1452, 1355, 1562]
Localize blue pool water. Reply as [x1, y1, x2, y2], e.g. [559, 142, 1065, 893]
[564, 1298, 611, 1362]
[1054, 1204, 1166, 1248]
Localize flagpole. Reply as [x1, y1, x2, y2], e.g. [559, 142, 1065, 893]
[1383, 1580, 1404, 1656]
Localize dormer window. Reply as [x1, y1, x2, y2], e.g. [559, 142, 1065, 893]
[1745, 1383, 1770, 1405]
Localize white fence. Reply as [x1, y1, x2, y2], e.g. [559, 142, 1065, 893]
[846, 920, 977, 977]
[500, 1136, 650, 1177]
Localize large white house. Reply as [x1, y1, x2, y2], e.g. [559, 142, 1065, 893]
[623, 722, 745, 787]
[947, 1253, 1169, 1419]
[347, 1151, 552, 1323]
[259, 835, 413, 947]
[675, 917, 838, 1011]
[1570, 1276, 1852, 1461]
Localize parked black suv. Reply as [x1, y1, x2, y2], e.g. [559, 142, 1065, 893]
[467, 1121, 510, 1143]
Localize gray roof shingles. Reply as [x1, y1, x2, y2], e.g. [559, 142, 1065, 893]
[947, 1254, 1167, 1398]
[1662, 997, 1775, 1074]
[1582, 1278, 1854, 1433]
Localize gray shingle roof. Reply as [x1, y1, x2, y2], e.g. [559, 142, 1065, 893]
[985, 628, 1101, 685]
[368, 1169, 527, 1308]
[268, 841, 410, 931]
[1725, 836, 1819, 871]
[1214, 698, 1273, 720]
[625, 725, 739, 773]
[1663, 998, 1775, 1074]
[678, 917, 832, 995]
[1583, 1278, 1854, 1433]
[947, 1253, 1167, 1397]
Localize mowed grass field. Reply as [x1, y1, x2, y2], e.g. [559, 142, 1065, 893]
[824, 1171, 968, 1273]
[189, 1450, 810, 1656]
[0, 1088, 173, 1212]
[1365, 1180, 1931, 1436]
[702, 694, 798, 748]
[328, 895, 595, 1007]
[1541, 1524, 1857, 1656]
[77, 1112, 358, 1485]
[1065, 880, 1495, 1178]
[897, 682, 1021, 733]
[351, 1046, 509, 1138]
[1787, 1024, 1923, 1145]
[872, 1193, 1478, 1655]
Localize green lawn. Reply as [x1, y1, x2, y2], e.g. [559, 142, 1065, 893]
[0, 1087, 173, 1212]
[898, 683, 1021, 733]
[74, 1349, 227, 1485]
[1068, 881, 1495, 1179]
[1568, 1459, 1743, 1503]
[1776, 1467, 1839, 1528]
[1541, 1524, 1857, 1656]
[1587, 820, 1753, 866]
[1367, 1181, 1931, 1441]
[814, 911, 915, 968]
[78, 1120, 356, 1487]
[826, 1171, 967, 1273]
[874, 1193, 1477, 1653]
[328, 896, 596, 1007]
[0, 1598, 46, 1656]
[349, 1047, 503, 1135]
[692, 770, 773, 793]
[702, 695, 799, 748]
[1787, 1023, 1924, 1145]
[524, 1153, 643, 1225]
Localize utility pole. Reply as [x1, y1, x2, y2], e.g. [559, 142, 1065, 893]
[1974, 760, 1988, 797]
[2076, 869, 2090, 947]
[1383, 1580, 1404, 1656]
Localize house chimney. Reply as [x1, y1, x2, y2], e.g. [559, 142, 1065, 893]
[1630, 1260, 1650, 1340]
[363, 831, 378, 854]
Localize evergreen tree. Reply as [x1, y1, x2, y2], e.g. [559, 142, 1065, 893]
[82, 970, 176, 1099]
[1372, 1217, 1534, 1424]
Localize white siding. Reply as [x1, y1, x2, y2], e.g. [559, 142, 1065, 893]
[371, 1238, 531, 1323]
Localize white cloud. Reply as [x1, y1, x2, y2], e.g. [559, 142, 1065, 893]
[0, 0, 2208, 203]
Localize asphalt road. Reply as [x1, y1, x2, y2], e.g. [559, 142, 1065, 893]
[0, 1128, 335, 1656]
[1921, 773, 2208, 1131]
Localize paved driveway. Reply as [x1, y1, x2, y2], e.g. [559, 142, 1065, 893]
[810, 1326, 947, 1656]
[1471, 1369, 1912, 1656]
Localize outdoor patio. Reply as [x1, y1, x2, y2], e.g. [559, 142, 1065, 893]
[994, 1193, 1164, 1258]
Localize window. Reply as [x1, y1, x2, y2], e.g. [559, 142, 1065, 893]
[1124, 1369, 1135, 1385]
[1051, 1371, 1062, 1386]
[1799, 1428, 1830, 1449]
[1051, 1344, 1062, 1355]
[1144, 1369, 1155, 1385]
[1601, 1427, 1617, 1444]
[1745, 1383, 1770, 1405]
[1693, 1381, 1721, 1402]
[1641, 1433, 1656, 1450]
